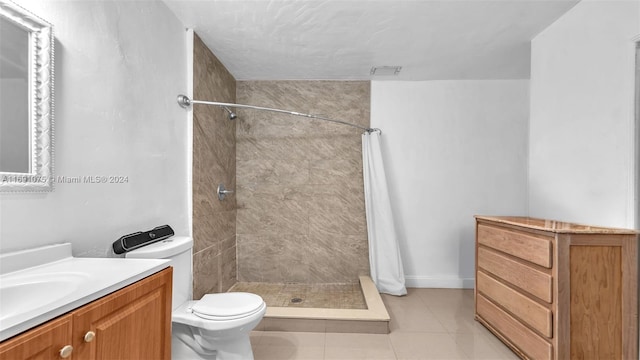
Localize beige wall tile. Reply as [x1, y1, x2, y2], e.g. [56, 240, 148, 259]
[193, 245, 219, 299]
[237, 233, 319, 283]
[237, 159, 310, 187]
[236, 80, 370, 283]
[192, 33, 237, 296]
[220, 244, 237, 292]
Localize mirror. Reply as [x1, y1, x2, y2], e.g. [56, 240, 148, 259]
[0, 0, 53, 192]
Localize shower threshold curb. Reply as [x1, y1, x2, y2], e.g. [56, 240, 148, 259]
[257, 275, 390, 334]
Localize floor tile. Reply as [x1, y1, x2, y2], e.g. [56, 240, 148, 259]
[451, 333, 518, 360]
[253, 331, 325, 360]
[251, 330, 264, 346]
[462, 326, 520, 359]
[389, 332, 469, 360]
[434, 312, 488, 334]
[253, 344, 325, 360]
[325, 333, 397, 359]
[249, 288, 519, 360]
[383, 298, 448, 333]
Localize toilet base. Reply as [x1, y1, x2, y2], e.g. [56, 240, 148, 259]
[172, 323, 256, 360]
[172, 334, 254, 360]
[172, 334, 215, 360]
[212, 335, 254, 360]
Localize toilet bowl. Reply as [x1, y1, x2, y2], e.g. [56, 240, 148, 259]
[172, 293, 267, 360]
[125, 236, 265, 360]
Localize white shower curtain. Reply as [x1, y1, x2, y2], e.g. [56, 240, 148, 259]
[362, 131, 407, 296]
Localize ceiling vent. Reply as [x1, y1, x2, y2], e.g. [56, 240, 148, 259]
[370, 66, 402, 76]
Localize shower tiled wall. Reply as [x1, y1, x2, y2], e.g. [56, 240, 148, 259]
[192, 34, 237, 299]
[236, 81, 371, 283]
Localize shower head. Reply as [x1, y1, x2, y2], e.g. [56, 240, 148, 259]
[223, 106, 237, 120]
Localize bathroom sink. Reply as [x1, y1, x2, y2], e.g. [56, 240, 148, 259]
[0, 272, 89, 323]
[0, 243, 169, 341]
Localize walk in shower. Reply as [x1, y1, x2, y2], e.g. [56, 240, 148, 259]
[190, 34, 390, 333]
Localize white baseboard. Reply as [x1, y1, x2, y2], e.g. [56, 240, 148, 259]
[405, 276, 475, 289]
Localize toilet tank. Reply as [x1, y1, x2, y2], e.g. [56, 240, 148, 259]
[125, 236, 193, 310]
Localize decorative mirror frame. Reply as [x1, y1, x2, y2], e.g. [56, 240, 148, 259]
[0, 0, 54, 192]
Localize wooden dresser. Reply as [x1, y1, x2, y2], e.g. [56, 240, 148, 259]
[474, 216, 638, 360]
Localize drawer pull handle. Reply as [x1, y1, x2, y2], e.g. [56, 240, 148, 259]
[59, 345, 73, 358]
[84, 331, 96, 343]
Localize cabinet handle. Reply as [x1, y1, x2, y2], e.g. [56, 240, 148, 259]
[84, 331, 96, 343]
[59, 345, 73, 358]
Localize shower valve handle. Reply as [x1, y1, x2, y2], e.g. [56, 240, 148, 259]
[217, 184, 234, 201]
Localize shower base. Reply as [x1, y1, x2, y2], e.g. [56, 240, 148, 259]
[228, 276, 389, 334]
[229, 282, 367, 309]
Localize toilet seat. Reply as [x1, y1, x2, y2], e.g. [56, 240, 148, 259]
[191, 292, 265, 321]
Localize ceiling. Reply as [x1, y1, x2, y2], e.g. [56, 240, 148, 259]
[163, 0, 579, 81]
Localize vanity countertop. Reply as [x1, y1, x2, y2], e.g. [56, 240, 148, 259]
[0, 243, 170, 341]
[475, 215, 639, 234]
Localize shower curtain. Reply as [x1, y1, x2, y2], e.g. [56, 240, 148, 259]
[362, 131, 407, 296]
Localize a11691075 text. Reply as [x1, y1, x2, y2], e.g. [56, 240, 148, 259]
[1, 175, 129, 184]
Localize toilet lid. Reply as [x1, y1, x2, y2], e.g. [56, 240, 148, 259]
[191, 292, 265, 320]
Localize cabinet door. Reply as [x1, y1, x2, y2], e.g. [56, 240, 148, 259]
[0, 314, 73, 360]
[71, 268, 172, 360]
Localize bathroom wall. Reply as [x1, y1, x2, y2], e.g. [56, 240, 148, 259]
[371, 80, 530, 288]
[529, 0, 640, 229]
[236, 81, 370, 283]
[192, 34, 237, 298]
[0, 1, 189, 255]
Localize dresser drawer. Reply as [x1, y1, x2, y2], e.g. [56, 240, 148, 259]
[478, 247, 552, 303]
[478, 224, 553, 268]
[477, 294, 553, 360]
[477, 271, 553, 338]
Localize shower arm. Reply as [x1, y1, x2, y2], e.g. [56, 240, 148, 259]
[177, 94, 380, 134]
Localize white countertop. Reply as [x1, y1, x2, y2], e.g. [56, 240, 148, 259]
[0, 243, 170, 341]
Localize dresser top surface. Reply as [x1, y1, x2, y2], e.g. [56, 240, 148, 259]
[475, 216, 639, 235]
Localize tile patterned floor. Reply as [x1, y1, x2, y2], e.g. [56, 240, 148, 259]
[251, 288, 519, 360]
[230, 282, 367, 309]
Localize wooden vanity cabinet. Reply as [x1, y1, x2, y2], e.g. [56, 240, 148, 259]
[0, 315, 73, 360]
[0, 267, 172, 360]
[474, 216, 638, 360]
[72, 267, 172, 360]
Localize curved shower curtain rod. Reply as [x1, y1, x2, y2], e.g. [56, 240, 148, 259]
[177, 94, 380, 134]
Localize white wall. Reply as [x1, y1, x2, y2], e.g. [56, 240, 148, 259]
[371, 80, 529, 288]
[529, 0, 640, 228]
[0, 1, 189, 256]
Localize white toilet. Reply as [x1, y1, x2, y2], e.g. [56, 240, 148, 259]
[126, 236, 266, 360]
